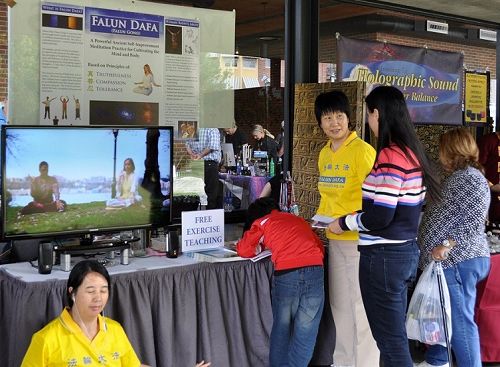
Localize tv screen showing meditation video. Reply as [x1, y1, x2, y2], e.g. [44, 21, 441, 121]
[1, 125, 173, 240]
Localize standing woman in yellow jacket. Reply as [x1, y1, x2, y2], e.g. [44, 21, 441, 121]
[315, 90, 378, 367]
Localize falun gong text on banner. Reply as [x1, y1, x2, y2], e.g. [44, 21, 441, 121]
[337, 36, 463, 125]
[464, 71, 489, 125]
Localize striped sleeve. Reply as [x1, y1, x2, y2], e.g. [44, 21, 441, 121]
[345, 147, 425, 232]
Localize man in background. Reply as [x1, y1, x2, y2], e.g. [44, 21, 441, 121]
[223, 124, 248, 157]
[186, 128, 223, 209]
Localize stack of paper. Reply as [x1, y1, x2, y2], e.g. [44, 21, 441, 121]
[186, 248, 244, 263]
[185, 248, 272, 263]
[310, 214, 336, 229]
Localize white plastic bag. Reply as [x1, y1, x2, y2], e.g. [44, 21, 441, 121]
[406, 260, 452, 347]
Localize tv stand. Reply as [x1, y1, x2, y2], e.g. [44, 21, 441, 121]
[54, 238, 132, 271]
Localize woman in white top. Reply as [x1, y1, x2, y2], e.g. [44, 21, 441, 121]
[133, 64, 160, 96]
[106, 158, 142, 208]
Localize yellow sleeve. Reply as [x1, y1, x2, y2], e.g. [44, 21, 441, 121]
[356, 143, 376, 183]
[21, 333, 48, 367]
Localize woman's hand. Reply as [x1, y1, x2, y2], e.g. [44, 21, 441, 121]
[431, 245, 450, 261]
[327, 219, 344, 235]
[55, 200, 64, 211]
[195, 361, 211, 367]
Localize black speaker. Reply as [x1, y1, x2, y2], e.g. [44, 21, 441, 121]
[166, 225, 180, 258]
[38, 241, 54, 274]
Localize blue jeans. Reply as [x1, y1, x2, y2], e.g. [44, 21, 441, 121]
[269, 266, 324, 367]
[359, 240, 419, 367]
[425, 257, 490, 367]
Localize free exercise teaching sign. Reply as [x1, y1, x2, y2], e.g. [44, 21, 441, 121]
[181, 209, 225, 252]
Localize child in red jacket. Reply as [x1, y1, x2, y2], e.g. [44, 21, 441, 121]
[237, 198, 325, 367]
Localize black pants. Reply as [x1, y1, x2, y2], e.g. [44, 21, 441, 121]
[204, 160, 222, 209]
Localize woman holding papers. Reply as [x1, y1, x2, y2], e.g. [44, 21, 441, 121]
[314, 90, 377, 367]
[237, 197, 324, 367]
[329, 86, 441, 367]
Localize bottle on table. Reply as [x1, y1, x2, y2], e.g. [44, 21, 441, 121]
[236, 157, 242, 175]
[269, 158, 275, 177]
[223, 176, 234, 212]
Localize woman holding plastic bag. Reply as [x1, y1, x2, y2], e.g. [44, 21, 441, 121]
[416, 128, 491, 367]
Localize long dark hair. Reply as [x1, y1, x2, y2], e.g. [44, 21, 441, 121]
[365, 86, 441, 202]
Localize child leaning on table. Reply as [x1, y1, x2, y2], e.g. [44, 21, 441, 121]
[236, 197, 325, 367]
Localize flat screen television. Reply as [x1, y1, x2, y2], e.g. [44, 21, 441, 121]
[1, 125, 173, 241]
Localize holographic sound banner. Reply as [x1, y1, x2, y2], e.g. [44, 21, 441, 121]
[337, 36, 463, 125]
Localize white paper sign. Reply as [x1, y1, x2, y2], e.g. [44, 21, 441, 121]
[181, 209, 225, 252]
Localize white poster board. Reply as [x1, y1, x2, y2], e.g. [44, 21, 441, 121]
[181, 209, 225, 252]
[8, 0, 235, 128]
[38, 3, 200, 127]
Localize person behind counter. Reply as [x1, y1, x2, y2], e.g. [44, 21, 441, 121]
[186, 128, 223, 209]
[416, 128, 490, 367]
[223, 124, 248, 157]
[21, 260, 150, 367]
[21, 260, 212, 367]
[251, 124, 279, 163]
[237, 197, 324, 367]
[314, 90, 378, 367]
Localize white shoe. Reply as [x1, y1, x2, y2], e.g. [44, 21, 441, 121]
[413, 361, 449, 367]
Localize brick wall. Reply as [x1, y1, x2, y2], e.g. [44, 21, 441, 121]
[0, 3, 7, 102]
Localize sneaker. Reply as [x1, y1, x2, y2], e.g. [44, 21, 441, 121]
[413, 361, 449, 367]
